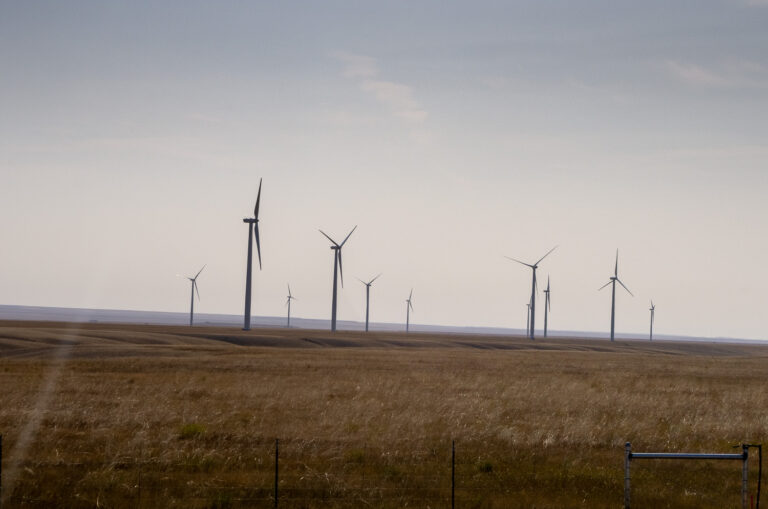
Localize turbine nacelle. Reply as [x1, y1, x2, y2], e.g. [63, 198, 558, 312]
[359, 273, 382, 288]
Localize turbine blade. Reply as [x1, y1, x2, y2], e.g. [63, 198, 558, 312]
[409, 301, 414, 311]
[617, 278, 633, 296]
[357, 277, 367, 285]
[339, 225, 357, 247]
[288, 284, 292, 297]
[534, 245, 558, 266]
[194, 264, 206, 279]
[504, 256, 534, 268]
[408, 288, 413, 300]
[338, 250, 344, 287]
[370, 273, 382, 284]
[194, 280, 200, 300]
[318, 229, 338, 246]
[614, 249, 619, 277]
[598, 280, 612, 291]
[254, 178, 262, 218]
[254, 223, 262, 269]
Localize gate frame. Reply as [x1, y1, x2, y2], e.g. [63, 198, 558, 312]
[624, 441, 748, 509]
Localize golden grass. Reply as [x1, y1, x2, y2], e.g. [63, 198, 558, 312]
[1, 320, 767, 507]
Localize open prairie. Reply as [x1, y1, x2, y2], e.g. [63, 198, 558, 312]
[0, 320, 767, 508]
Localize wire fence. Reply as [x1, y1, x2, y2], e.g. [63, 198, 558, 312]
[0, 434, 763, 508]
[0, 436, 533, 508]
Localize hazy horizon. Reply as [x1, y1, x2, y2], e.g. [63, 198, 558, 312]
[2, 1, 767, 340]
[4, 303, 765, 345]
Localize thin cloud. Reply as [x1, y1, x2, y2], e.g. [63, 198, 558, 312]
[333, 52, 379, 78]
[361, 80, 428, 123]
[665, 60, 733, 87]
[334, 52, 428, 126]
[665, 59, 768, 88]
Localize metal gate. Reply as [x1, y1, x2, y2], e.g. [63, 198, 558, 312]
[623, 442, 756, 509]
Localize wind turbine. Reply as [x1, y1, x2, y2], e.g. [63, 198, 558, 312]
[242, 179, 263, 331]
[185, 265, 205, 327]
[598, 249, 633, 341]
[405, 289, 414, 332]
[506, 246, 557, 340]
[319, 226, 357, 332]
[543, 276, 551, 338]
[649, 301, 655, 341]
[525, 301, 531, 337]
[358, 273, 382, 332]
[286, 284, 296, 328]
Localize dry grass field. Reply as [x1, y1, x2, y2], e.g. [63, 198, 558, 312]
[0, 320, 767, 508]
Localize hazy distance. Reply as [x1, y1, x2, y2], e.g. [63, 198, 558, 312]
[1, 1, 767, 340]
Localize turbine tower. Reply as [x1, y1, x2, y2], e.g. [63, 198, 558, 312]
[506, 246, 557, 340]
[649, 300, 655, 341]
[358, 273, 382, 332]
[242, 179, 263, 331]
[543, 276, 551, 338]
[186, 265, 205, 327]
[405, 289, 414, 332]
[525, 301, 531, 337]
[319, 226, 357, 332]
[598, 249, 633, 341]
[286, 284, 296, 328]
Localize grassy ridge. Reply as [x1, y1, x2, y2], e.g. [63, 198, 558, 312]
[0, 321, 766, 507]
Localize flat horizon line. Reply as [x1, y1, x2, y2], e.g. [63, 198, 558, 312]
[0, 304, 765, 345]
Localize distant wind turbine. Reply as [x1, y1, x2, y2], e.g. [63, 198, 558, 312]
[185, 265, 205, 327]
[358, 273, 382, 332]
[319, 226, 357, 332]
[525, 300, 531, 337]
[649, 301, 655, 341]
[598, 249, 633, 341]
[286, 284, 296, 328]
[405, 289, 414, 332]
[506, 246, 557, 340]
[242, 179, 263, 331]
[543, 276, 551, 338]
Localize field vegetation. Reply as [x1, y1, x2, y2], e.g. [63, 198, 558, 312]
[1, 320, 767, 507]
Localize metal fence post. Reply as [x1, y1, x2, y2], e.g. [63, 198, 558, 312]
[624, 442, 631, 509]
[451, 440, 455, 509]
[275, 438, 279, 508]
[743, 444, 749, 509]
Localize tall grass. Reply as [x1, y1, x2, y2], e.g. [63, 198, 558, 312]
[1, 323, 767, 507]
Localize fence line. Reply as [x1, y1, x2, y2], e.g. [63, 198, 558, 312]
[1, 434, 762, 507]
[624, 441, 762, 509]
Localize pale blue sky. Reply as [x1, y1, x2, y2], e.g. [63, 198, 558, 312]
[2, 1, 767, 338]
